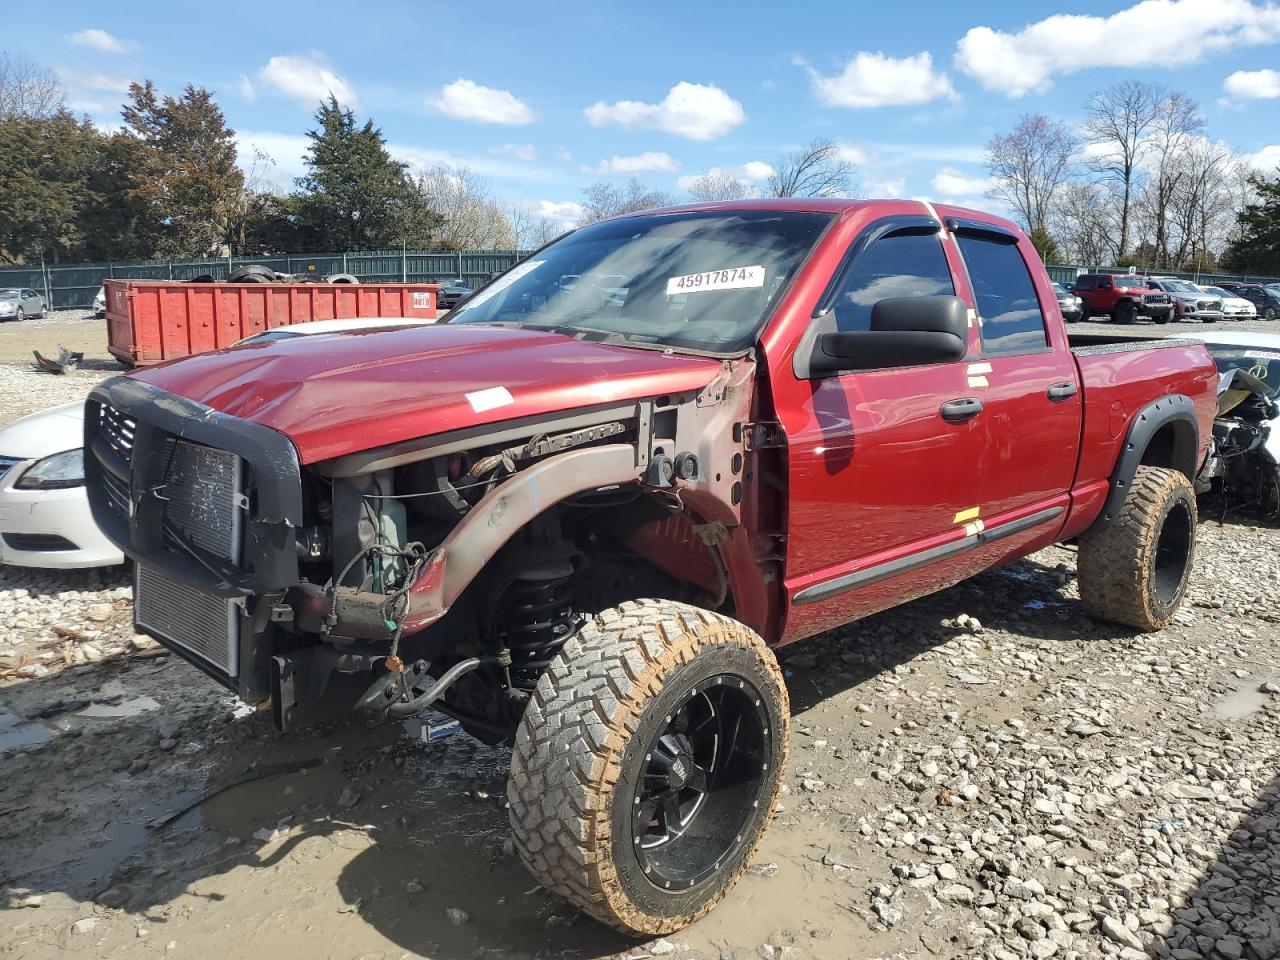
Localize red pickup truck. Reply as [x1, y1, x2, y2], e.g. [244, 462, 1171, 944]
[85, 200, 1217, 935]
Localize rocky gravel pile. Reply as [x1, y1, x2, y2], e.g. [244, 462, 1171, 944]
[0, 365, 105, 424]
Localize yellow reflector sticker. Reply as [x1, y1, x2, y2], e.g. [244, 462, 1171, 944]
[953, 506, 981, 523]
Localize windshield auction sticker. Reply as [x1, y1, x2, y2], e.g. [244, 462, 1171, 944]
[665, 265, 765, 295]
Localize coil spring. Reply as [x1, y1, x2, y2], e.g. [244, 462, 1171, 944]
[504, 560, 578, 688]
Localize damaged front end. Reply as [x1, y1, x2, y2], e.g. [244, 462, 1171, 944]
[85, 359, 771, 742]
[1196, 366, 1280, 517]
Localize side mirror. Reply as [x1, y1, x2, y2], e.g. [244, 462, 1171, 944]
[811, 296, 968, 374]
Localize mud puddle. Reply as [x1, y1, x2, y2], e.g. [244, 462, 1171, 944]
[1212, 674, 1280, 721]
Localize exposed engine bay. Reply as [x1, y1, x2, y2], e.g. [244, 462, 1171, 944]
[85, 359, 780, 743]
[1197, 365, 1280, 518]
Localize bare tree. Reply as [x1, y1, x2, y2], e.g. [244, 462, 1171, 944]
[414, 164, 515, 249]
[1145, 92, 1204, 267]
[767, 139, 856, 198]
[1050, 182, 1114, 265]
[1082, 81, 1163, 259]
[686, 171, 755, 202]
[985, 115, 1076, 235]
[1167, 138, 1237, 269]
[578, 179, 675, 225]
[506, 205, 564, 250]
[0, 53, 63, 120]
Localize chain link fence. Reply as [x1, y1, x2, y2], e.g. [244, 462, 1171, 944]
[2, 250, 1276, 311]
[0, 250, 533, 310]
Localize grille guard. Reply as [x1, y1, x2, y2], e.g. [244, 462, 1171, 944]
[85, 376, 305, 597]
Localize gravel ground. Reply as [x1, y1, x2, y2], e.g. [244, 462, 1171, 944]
[0, 309, 1278, 959]
[0, 510, 1277, 960]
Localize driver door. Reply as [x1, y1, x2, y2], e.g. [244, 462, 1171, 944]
[779, 218, 988, 641]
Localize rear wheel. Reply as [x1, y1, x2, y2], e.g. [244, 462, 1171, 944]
[508, 599, 789, 936]
[1077, 466, 1196, 631]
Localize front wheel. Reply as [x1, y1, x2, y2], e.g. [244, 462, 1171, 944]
[508, 599, 789, 936]
[1265, 306, 1278, 320]
[14, 307, 23, 322]
[1112, 301, 1136, 325]
[1077, 466, 1196, 631]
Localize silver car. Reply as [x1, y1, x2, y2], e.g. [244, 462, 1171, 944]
[0, 287, 45, 321]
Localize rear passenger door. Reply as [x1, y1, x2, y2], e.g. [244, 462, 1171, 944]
[950, 222, 1081, 533]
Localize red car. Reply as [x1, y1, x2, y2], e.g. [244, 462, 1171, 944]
[85, 200, 1217, 935]
[1073, 272, 1175, 324]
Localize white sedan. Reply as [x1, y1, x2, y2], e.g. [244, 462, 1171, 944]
[0, 317, 431, 569]
[1198, 285, 1257, 320]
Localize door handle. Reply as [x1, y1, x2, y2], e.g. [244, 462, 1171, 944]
[1047, 381, 1079, 402]
[940, 397, 983, 423]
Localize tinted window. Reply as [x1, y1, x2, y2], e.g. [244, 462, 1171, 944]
[828, 230, 954, 333]
[957, 235, 1048, 356]
[1075, 276, 1095, 291]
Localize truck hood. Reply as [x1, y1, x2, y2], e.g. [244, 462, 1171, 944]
[129, 324, 723, 463]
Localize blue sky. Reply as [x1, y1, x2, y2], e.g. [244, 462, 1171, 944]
[12, 0, 1280, 227]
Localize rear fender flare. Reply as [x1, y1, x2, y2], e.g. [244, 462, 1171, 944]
[1094, 394, 1199, 528]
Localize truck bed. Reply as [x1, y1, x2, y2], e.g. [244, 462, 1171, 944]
[1064, 333, 1218, 539]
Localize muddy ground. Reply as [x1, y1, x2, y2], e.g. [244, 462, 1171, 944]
[0, 311, 1279, 960]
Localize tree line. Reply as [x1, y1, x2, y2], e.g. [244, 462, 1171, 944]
[1, 50, 1275, 274]
[0, 54, 546, 265]
[984, 80, 1278, 274]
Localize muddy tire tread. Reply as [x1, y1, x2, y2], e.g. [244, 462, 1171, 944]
[507, 598, 788, 936]
[1077, 465, 1196, 631]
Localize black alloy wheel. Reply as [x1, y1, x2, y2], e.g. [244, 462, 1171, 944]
[630, 674, 772, 891]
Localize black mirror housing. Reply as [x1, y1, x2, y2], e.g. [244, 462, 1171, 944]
[810, 295, 968, 374]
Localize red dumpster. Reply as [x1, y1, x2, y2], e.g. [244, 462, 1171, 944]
[104, 279, 441, 367]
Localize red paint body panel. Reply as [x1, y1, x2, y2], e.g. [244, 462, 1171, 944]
[104, 279, 441, 367]
[115, 198, 1219, 650]
[130, 324, 722, 464]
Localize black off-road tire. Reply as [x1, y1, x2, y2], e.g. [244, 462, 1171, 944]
[508, 599, 789, 936]
[1077, 466, 1197, 632]
[1112, 300, 1137, 325]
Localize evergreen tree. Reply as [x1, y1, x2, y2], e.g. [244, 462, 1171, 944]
[0, 109, 101, 263]
[119, 81, 244, 257]
[1222, 172, 1280, 275]
[291, 96, 438, 250]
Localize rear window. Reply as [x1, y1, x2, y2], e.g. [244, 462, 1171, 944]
[957, 235, 1048, 357]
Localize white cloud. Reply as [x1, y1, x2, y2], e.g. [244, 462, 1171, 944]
[431, 79, 536, 125]
[1224, 68, 1280, 100]
[584, 81, 745, 141]
[866, 176, 909, 198]
[1244, 144, 1280, 172]
[834, 142, 871, 165]
[593, 152, 680, 174]
[237, 74, 256, 101]
[489, 143, 538, 161]
[800, 52, 956, 109]
[66, 28, 136, 54]
[533, 200, 586, 229]
[259, 54, 358, 109]
[932, 167, 992, 196]
[236, 130, 311, 190]
[675, 161, 773, 192]
[957, 0, 1280, 97]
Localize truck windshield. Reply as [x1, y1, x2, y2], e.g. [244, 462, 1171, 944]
[1113, 276, 1145, 289]
[445, 210, 832, 353]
